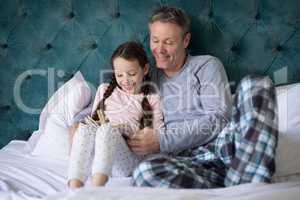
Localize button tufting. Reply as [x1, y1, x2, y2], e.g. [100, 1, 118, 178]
[114, 12, 120, 18]
[276, 45, 283, 51]
[231, 45, 239, 52]
[25, 75, 32, 80]
[208, 11, 213, 18]
[46, 43, 52, 50]
[22, 12, 27, 18]
[91, 43, 98, 49]
[1, 43, 8, 49]
[69, 73, 74, 79]
[69, 12, 75, 19]
[255, 13, 261, 20]
[0, 105, 11, 111]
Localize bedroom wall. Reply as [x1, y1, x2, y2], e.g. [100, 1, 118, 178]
[0, 0, 299, 148]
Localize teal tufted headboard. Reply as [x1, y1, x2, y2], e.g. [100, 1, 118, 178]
[0, 0, 299, 148]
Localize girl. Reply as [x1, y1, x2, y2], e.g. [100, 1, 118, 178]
[67, 41, 164, 188]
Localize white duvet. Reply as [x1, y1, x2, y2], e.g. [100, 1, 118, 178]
[0, 140, 68, 199]
[0, 140, 300, 200]
[0, 140, 131, 200]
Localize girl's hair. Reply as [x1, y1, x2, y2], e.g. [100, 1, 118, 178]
[91, 41, 153, 129]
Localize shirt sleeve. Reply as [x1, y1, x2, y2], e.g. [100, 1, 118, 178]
[158, 56, 233, 154]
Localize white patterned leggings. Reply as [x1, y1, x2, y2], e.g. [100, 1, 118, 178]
[67, 123, 142, 183]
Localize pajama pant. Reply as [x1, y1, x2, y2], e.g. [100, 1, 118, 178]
[68, 123, 142, 183]
[133, 75, 278, 188]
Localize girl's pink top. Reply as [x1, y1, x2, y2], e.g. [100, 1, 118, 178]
[92, 83, 164, 133]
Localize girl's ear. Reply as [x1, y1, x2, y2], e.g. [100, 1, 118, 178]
[143, 63, 150, 75]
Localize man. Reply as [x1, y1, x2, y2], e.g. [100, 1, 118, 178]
[127, 6, 232, 156]
[128, 6, 278, 188]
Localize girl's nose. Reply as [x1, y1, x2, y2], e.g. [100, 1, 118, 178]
[124, 76, 132, 84]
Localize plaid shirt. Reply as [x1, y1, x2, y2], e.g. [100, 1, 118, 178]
[132, 75, 278, 188]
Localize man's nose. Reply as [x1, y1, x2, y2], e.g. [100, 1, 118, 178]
[157, 42, 166, 53]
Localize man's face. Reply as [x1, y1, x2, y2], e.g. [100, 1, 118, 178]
[149, 21, 190, 77]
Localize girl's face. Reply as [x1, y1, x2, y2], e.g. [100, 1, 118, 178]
[113, 57, 149, 94]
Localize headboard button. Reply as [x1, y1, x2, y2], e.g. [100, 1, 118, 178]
[276, 45, 283, 51]
[231, 45, 239, 52]
[255, 13, 261, 20]
[114, 12, 120, 18]
[22, 12, 27, 18]
[1, 43, 8, 49]
[69, 12, 75, 19]
[46, 43, 52, 50]
[91, 43, 98, 49]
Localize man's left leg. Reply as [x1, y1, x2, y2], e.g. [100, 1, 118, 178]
[132, 154, 226, 188]
[224, 75, 278, 186]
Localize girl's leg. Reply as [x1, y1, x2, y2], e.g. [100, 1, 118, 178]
[67, 123, 96, 188]
[92, 124, 142, 186]
[92, 123, 118, 186]
[111, 135, 143, 177]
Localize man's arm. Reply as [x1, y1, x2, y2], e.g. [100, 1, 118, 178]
[128, 114, 225, 155]
[129, 57, 232, 155]
[158, 57, 232, 154]
[158, 114, 227, 154]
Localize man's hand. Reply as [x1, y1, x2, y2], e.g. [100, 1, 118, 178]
[127, 127, 160, 155]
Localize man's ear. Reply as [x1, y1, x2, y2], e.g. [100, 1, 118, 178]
[144, 63, 150, 75]
[183, 32, 191, 48]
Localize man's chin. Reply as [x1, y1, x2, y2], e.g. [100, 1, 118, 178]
[156, 62, 169, 70]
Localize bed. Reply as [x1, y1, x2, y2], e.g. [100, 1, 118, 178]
[1, 72, 300, 200]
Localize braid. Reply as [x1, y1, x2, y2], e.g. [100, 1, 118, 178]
[91, 75, 117, 121]
[139, 74, 154, 129]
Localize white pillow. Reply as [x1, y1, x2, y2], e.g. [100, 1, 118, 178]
[31, 71, 91, 159]
[273, 82, 300, 179]
[39, 71, 91, 129]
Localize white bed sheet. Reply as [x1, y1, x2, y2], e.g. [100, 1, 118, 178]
[0, 140, 131, 200]
[1, 140, 300, 200]
[47, 181, 300, 200]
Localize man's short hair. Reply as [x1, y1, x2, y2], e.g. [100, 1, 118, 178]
[149, 6, 191, 36]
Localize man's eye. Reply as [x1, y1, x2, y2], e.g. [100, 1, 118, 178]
[165, 41, 173, 45]
[129, 73, 136, 76]
[152, 39, 159, 43]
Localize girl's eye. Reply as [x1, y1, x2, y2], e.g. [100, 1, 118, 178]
[129, 73, 136, 76]
[116, 74, 123, 78]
